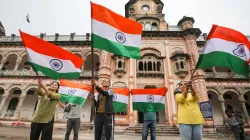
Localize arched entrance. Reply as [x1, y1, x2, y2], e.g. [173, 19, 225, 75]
[4, 87, 22, 117]
[138, 85, 160, 124]
[6, 97, 18, 117]
[207, 91, 224, 125]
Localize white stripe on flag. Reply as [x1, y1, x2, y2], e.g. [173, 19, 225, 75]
[132, 95, 165, 104]
[26, 48, 81, 73]
[92, 19, 141, 48]
[59, 86, 89, 98]
[113, 93, 128, 104]
[202, 38, 250, 61]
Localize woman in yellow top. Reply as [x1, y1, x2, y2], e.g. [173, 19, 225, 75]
[175, 81, 204, 140]
[30, 79, 61, 140]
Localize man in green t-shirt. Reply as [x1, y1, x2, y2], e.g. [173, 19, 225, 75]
[142, 112, 156, 140]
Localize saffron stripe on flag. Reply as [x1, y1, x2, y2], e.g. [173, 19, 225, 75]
[131, 87, 167, 96]
[207, 25, 250, 48]
[91, 2, 142, 34]
[19, 30, 83, 68]
[60, 80, 91, 90]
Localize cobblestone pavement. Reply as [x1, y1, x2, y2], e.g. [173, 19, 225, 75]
[0, 127, 235, 140]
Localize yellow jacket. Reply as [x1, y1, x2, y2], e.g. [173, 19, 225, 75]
[175, 93, 204, 124]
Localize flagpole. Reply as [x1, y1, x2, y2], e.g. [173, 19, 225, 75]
[90, 1, 96, 130]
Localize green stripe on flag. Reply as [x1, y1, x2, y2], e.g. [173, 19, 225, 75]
[196, 51, 249, 77]
[30, 62, 80, 80]
[113, 101, 127, 112]
[133, 102, 164, 112]
[60, 94, 86, 105]
[92, 34, 141, 59]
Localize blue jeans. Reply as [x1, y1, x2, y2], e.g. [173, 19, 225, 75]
[179, 124, 203, 140]
[142, 120, 156, 140]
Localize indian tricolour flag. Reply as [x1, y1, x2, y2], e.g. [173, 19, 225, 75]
[19, 30, 84, 80]
[59, 79, 91, 105]
[131, 87, 167, 112]
[112, 88, 129, 112]
[91, 2, 143, 59]
[196, 25, 250, 77]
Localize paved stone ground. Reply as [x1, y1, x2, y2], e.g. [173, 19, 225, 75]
[0, 127, 236, 140]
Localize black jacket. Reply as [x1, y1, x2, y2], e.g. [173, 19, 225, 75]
[95, 86, 114, 115]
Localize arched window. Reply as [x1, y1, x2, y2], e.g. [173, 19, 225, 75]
[157, 62, 161, 71]
[180, 61, 184, 69]
[148, 62, 152, 71]
[139, 61, 143, 71]
[145, 23, 151, 31]
[152, 23, 158, 31]
[144, 62, 147, 71]
[118, 61, 122, 68]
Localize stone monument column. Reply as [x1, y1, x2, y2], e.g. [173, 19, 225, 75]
[178, 16, 209, 102]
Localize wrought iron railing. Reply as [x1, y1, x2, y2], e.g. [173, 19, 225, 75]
[0, 70, 98, 77]
[204, 72, 249, 79]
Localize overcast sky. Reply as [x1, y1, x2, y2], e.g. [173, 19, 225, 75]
[1, 0, 250, 36]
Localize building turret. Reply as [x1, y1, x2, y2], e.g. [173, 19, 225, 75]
[0, 21, 6, 36]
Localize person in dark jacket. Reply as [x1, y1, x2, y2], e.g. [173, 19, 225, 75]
[91, 79, 114, 140]
[225, 109, 245, 140]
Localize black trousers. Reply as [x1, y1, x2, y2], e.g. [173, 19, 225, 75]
[95, 113, 114, 140]
[30, 117, 54, 140]
[65, 118, 81, 140]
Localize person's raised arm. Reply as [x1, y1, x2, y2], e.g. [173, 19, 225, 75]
[91, 80, 112, 96]
[37, 79, 45, 96]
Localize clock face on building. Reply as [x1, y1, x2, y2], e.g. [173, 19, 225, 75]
[141, 5, 150, 11]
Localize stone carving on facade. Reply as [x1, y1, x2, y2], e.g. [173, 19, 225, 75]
[112, 55, 127, 78]
[156, 4, 163, 13]
[170, 49, 189, 78]
[235, 87, 245, 95]
[215, 86, 224, 94]
[129, 5, 135, 14]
